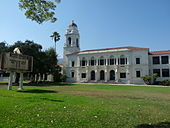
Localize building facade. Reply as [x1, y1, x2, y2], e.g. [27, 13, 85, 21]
[63, 21, 170, 84]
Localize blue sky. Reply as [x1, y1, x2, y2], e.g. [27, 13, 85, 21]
[0, 0, 170, 58]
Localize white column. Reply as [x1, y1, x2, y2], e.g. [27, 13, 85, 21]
[19, 72, 24, 90]
[86, 69, 89, 82]
[8, 72, 14, 90]
[115, 69, 119, 82]
[159, 56, 161, 64]
[95, 70, 98, 82]
[105, 70, 108, 82]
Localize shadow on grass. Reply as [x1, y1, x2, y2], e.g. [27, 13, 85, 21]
[24, 82, 73, 86]
[39, 97, 64, 102]
[135, 122, 170, 128]
[0, 82, 7, 85]
[17, 89, 57, 93]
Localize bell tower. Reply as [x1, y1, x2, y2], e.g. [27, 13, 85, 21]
[63, 21, 80, 66]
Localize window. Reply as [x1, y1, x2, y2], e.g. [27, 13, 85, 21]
[81, 57, 86, 67]
[99, 57, 105, 65]
[71, 72, 74, 78]
[153, 69, 160, 77]
[161, 56, 169, 64]
[120, 73, 126, 78]
[162, 69, 170, 77]
[90, 57, 96, 66]
[110, 59, 114, 65]
[110, 70, 115, 80]
[136, 71, 141, 78]
[81, 73, 86, 78]
[120, 58, 125, 65]
[109, 56, 115, 65]
[153, 56, 160, 64]
[68, 37, 71, 46]
[76, 38, 79, 48]
[91, 60, 95, 66]
[91, 71, 95, 80]
[100, 70, 105, 80]
[72, 61, 75, 67]
[120, 55, 126, 65]
[136, 58, 140, 64]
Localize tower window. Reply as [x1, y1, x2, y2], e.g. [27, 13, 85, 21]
[76, 38, 79, 47]
[68, 37, 71, 46]
[72, 61, 75, 67]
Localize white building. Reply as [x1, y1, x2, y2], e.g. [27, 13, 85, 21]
[63, 21, 170, 84]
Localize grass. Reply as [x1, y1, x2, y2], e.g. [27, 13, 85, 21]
[0, 84, 170, 128]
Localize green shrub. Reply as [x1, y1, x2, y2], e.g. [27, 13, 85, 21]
[60, 74, 67, 82]
[161, 79, 170, 86]
[141, 73, 158, 85]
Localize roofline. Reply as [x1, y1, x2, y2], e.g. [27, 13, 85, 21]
[66, 46, 149, 56]
[149, 50, 170, 55]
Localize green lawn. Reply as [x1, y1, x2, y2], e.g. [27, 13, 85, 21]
[0, 84, 170, 128]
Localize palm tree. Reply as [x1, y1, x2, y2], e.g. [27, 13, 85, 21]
[50, 32, 60, 53]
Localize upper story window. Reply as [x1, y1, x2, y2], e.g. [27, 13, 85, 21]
[72, 61, 75, 67]
[109, 56, 115, 65]
[161, 56, 169, 64]
[120, 55, 126, 65]
[80, 57, 87, 67]
[68, 37, 71, 46]
[153, 56, 160, 64]
[99, 56, 105, 65]
[90, 57, 96, 66]
[136, 58, 140, 64]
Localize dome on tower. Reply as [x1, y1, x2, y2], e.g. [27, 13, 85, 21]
[69, 20, 77, 27]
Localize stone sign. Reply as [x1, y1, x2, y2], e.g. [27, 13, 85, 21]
[0, 51, 33, 90]
[0, 52, 33, 72]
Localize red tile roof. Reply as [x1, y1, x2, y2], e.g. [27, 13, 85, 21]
[67, 46, 149, 56]
[150, 50, 170, 55]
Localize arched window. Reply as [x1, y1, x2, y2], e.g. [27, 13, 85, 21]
[76, 38, 79, 48]
[100, 70, 105, 80]
[68, 37, 71, 46]
[91, 71, 95, 80]
[99, 56, 105, 65]
[110, 70, 115, 80]
[110, 56, 115, 65]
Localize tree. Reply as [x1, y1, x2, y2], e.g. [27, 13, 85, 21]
[0, 41, 8, 54]
[19, 0, 61, 24]
[50, 32, 60, 53]
[8, 40, 43, 83]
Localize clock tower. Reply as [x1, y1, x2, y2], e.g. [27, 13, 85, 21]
[63, 21, 80, 67]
